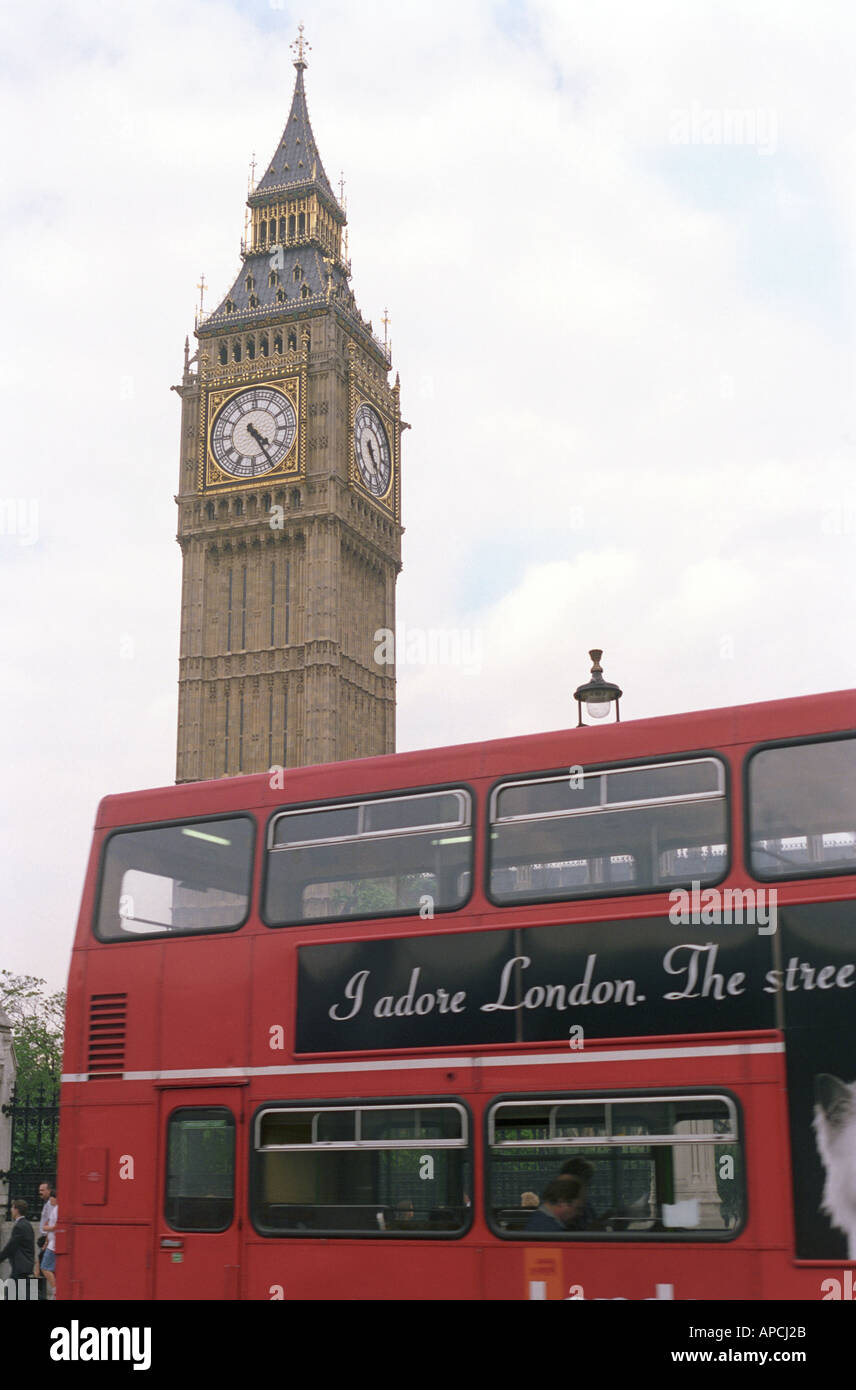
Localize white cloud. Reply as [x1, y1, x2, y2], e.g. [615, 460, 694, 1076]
[3, 0, 856, 989]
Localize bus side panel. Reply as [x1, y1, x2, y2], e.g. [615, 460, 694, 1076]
[73, 1100, 157, 1223]
[482, 1243, 759, 1301]
[67, 1225, 152, 1300]
[244, 1238, 483, 1300]
[161, 937, 252, 1071]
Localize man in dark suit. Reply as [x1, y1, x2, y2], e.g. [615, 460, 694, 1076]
[524, 1175, 582, 1233]
[0, 1199, 36, 1276]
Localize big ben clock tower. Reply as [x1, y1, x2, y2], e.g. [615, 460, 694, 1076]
[174, 30, 402, 782]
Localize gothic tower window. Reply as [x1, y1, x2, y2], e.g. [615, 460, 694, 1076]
[240, 565, 248, 649]
[259, 220, 267, 245]
[206, 502, 215, 520]
[219, 344, 228, 365]
[224, 687, 230, 773]
[277, 289, 286, 304]
[260, 334, 269, 357]
[288, 213, 296, 239]
[232, 339, 242, 362]
[246, 337, 256, 359]
[245, 273, 255, 293]
[279, 217, 286, 240]
[288, 330, 297, 351]
[225, 299, 235, 315]
[249, 294, 259, 309]
[284, 557, 291, 643]
[268, 269, 279, 288]
[274, 332, 283, 354]
[293, 264, 302, 282]
[235, 497, 243, 516]
[301, 284, 310, 300]
[298, 212, 306, 235]
[270, 559, 276, 646]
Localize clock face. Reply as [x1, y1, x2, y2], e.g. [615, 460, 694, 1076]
[211, 387, 297, 478]
[354, 403, 392, 497]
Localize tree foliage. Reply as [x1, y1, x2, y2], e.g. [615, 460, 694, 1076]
[0, 972, 65, 1096]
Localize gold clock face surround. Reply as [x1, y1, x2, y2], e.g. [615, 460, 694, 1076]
[210, 386, 297, 478]
[353, 402, 392, 498]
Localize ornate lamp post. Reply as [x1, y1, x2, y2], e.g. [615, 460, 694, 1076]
[573, 649, 623, 726]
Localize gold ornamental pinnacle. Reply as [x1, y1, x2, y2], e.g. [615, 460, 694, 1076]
[291, 22, 311, 69]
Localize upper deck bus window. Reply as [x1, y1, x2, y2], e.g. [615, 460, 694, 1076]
[264, 790, 472, 925]
[489, 758, 727, 904]
[748, 736, 856, 879]
[95, 816, 254, 939]
[488, 1093, 742, 1240]
[252, 1102, 471, 1237]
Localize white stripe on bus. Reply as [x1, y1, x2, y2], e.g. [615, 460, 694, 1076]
[61, 1039, 785, 1085]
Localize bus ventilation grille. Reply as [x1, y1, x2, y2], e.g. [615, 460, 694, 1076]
[87, 993, 128, 1078]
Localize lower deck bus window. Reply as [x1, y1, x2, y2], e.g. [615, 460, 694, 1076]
[166, 1108, 235, 1232]
[488, 1095, 742, 1239]
[253, 1103, 471, 1236]
[95, 816, 254, 938]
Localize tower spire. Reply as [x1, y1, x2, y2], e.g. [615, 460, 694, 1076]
[291, 22, 311, 71]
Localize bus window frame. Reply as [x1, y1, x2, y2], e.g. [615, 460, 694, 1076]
[92, 811, 257, 944]
[744, 730, 856, 885]
[249, 1095, 475, 1240]
[260, 781, 477, 928]
[484, 750, 731, 909]
[484, 1086, 746, 1243]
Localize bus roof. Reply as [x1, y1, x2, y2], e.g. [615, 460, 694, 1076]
[95, 686, 856, 828]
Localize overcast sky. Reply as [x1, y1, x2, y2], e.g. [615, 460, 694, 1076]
[2, 0, 855, 993]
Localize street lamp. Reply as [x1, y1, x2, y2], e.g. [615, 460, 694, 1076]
[573, 649, 623, 726]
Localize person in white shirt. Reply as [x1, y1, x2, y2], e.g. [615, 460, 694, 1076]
[40, 1192, 58, 1297]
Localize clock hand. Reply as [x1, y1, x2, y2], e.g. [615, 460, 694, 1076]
[247, 421, 274, 471]
[364, 438, 379, 479]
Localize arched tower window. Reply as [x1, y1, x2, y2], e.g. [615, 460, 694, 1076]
[288, 213, 296, 239]
[301, 284, 310, 300]
[277, 289, 286, 304]
[246, 337, 255, 359]
[245, 273, 255, 293]
[260, 334, 269, 358]
[293, 265, 302, 282]
[248, 294, 259, 309]
[234, 497, 243, 516]
[298, 211, 306, 235]
[232, 340, 242, 362]
[279, 217, 286, 241]
[259, 220, 267, 245]
[206, 502, 215, 520]
[219, 344, 228, 365]
[274, 333, 283, 354]
[288, 330, 297, 351]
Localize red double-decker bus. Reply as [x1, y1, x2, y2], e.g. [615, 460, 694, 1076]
[57, 689, 856, 1300]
